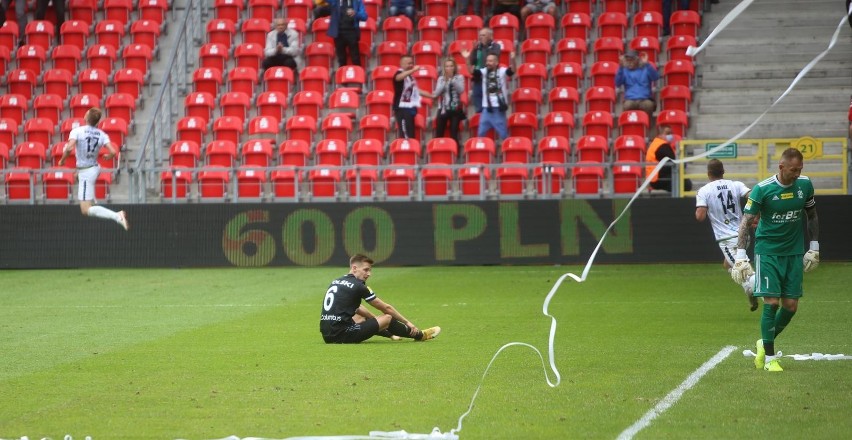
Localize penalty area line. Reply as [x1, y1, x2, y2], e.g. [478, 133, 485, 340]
[616, 345, 737, 440]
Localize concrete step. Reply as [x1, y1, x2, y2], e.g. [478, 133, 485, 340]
[700, 63, 852, 82]
[693, 114, 847, 139]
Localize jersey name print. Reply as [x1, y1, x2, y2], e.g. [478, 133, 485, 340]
[744, 175, 815, 256]
[696, 178, 750, 241]
[320, 273, 375, 338]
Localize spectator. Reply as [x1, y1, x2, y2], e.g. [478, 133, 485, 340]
[388, 0, 416, 24]
[392, 55, 429, 140]
[645, 125, 691, 192]
[521, 0, 558, 22]
[457, 0, 482, 17]
[662, 0, 690, 36]
[327, 0, 367, 67]
[492, 0, 522, 22]
[461, 28, 501, 113]
[314, 0, 331, 19]
[429, 58, 467, 148]
[471, 52, 516, 142]
[0, 0, 28, 39]
[262, 18, 302, 75]
[615, 49, 659, 117]
[35, 0, 65, 41]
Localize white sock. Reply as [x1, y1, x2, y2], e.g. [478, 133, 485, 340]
[765, 355, 777, 363]
[87, 205, 120, 222]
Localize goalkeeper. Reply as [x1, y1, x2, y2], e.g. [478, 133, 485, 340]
[732, 148, 820, 372]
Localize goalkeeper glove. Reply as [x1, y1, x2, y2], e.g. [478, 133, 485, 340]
[803, 241, 819, 272]
[731, 249, 754, 285]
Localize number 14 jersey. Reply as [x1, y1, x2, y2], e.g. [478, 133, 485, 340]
[696, 178, 751, 241]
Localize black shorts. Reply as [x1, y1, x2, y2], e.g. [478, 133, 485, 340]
[323, 318, 380, 344]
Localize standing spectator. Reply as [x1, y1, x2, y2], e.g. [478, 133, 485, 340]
[461, 28, 501, 113]
[57, 108, 129, 231]
[695, 159, 757, 311]
[492, 0, 522, 22]
[319, 254, 441, 344]
[327, 0, 367, 67]
[457, 0, 482, 17]
[662, 0, 690, 36]
[388, 0, 416, 24]
[471, 52, 515, 142]
[733, 148, 820, 372]
[262, 18, 302, 75]
[0, 0, 28, 38]
[35, 0, 65, 41]
[392, 55, 428, 139]
[645, 125, 691, 192]
[521, 0, 558, 22]
[429, 58, 467, 147]
[314, 0, 331, 19]
[615, 49, 659, 117]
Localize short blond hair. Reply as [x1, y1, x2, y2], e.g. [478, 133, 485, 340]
[85, 108, 103, 127]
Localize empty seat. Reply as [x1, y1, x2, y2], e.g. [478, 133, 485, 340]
[630, 36, 660, 64]
[236, 167, 267, 199]
[139, 0, 169, 24]
[418, 15, 449, 48]
[200, 43, 229, 72]
[426, 137, 458, 165]
[552, 62, 584, 89]
[24, 118, 55, 148]
[666, 35, 698, 62]
[548, 87, 580, 115]
[43, 69, 73, 100]
[198, 166, 231, 200]
[351, 138, 384, 166]
[581, 111, 613, 139]
[496, 166, 528, 196]
[0, 21, 20, 51]
[670, 10, 701, 37]
[618, 110, 650, 139]
[516, 62, 547, 91]
[263, 66, 295, 97]
[502, 137, 534, 163]
[333, 65, 366, 91]
[33, 94, 64, 125]
[657, 109, 689, 138]
[234, 43, 264, 71]
[585, 86, 616, 113]
[561, 12, 591, 41]
[168, 140, 201, 168]
[227, 67, 259, 96]
[247, 116, 279, 142]
[463, 137, 496, 164]
[300, 66, 331, 96]
[458, 165, 489, 198]
[556, 38, 587, 67]
[95, 20, 126, 49]
[214, 0, 245, 23]
[389, 138, 422, 165]
[292, 91, 323, 120]
[205, 140, 238, 167]
[659, 84, 692, 112]
[270, 168, 301, 199]
[86, 44, 118, 76]
[285, 115, 317, 144]
[321, 113, 354, 143]
[371, 64, 398, 93]
[511, 87, 542, 115]
[98, 117, 128, 148]
[412, 40, 442, 68]
[633, 11, 663, 39]
[70, 93, 100, 118]
[525, 12, 556, 41]
[0, 118, 19, 150]
[453, 14, 484, 42]
[43, 168, 76, 201]
[537, 136, 570, 164]
[255, 91, 287, 121]
[365, 90, 394, 119]
[490, 13, 519, 42]
[346, 168, 378, 199]
[69, 0, 98, 25]
[24, 21, 54, 49]
[51, 45, 82, 76]
[212, 116, 244, 145]
[176, 116, 209, 145]
[576, 135, 609, 162]
[572, 163, 604, 195]
[161, 168, 193, 200]
[535, 165, 566, 196]
[593, 37, 624, 63]
[78, 68, 109, 100]
[15, 141, 47, 169]
[613, 162, 643, 194]
[220, 91, 252, 122]
[590, 61, 619, 89]
[383, 168, 416, 198]
[206, 18, 237, 47]
[59, 20, 90, 51]
[306, 41, 335, 70]
[104, 0, 134, 26]
[308, 167, 341, 198]
[663, 59, 695, 88]
[382, 16, 413, 46]
[184, 92, 216, 122]
[315, 139, 348, 166]
[16, 45, 47, 77]
[507, 112, 538, 140]
[0, 93, 27, 126]
[114, 68, 145, 99]
[422, 166, 453, 197]
[359, 114, 390, 144]
[5, 168, 35, 200]
[613, 134, 646, 162]
[284, 0, 313, 23]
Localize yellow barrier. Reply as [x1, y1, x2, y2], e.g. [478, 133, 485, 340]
[679, 137, 848, 197]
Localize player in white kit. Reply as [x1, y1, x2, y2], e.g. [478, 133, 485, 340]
[58, 108, 128, 230]
[695, 159, 756, 311]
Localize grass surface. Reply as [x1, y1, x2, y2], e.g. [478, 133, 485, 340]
[1, 264, 851, 439]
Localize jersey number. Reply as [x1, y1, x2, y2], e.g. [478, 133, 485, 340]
[716, 190, 737, 215]
[85, 137, 99, 154]
[323, 286, 337, 311]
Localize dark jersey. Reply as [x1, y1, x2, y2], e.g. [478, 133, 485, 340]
[319, 273, 376, 338]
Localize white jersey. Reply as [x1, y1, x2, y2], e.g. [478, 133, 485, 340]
[696, 179, 750, 241]
[69, 125, 111, 168]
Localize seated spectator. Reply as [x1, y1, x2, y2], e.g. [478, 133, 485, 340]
[616, 50, 659, 117]
[262, 18, 303, 75]
[388, 0, 416, 24]
[492, 0, 522, 22]
[521, 0, 558, 22]
[315, 0, 332, 18]
[646, 125, 692, 192]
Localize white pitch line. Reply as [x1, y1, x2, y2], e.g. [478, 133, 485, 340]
[616, 345, 737, 440]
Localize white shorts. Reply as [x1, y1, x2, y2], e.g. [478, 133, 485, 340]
[717, 237, 737, 267]
[77, 165, 100, 201]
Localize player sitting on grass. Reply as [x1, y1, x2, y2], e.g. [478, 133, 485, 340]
[320, 254, 441, 344]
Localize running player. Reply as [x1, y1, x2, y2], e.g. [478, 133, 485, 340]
[58, 107, 128, 230]
[731, 148, 820, 372]
[695, 159, 757, 311]
[320, 254, 441, 344]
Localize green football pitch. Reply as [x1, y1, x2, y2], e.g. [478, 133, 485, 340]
[2, 264, 850, 440]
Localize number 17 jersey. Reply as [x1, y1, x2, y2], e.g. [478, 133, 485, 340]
[69, 125, 111, 168]
[695, 178, 750, 241]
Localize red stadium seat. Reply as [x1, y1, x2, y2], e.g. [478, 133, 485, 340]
[0, 46, 9, 78]
[16, 45, 46, 77]
[671, 10, 701, 37]
[556, 38, 587, 66]
[365, 90, 394, 119]
[248, 0, 276, 22]
[459, 165, 489, 198]
[346, 168, 378, 199]
[352, 138, 384, 166]
[507, 112, 538, 140]
[0, 118, 18, 151]
[422, 167, 452, 197]
[321, 113, 354, 143]
[577, 135, 609, 162]
[43, 69, 73, 100]
[200, 43, 229, 72]
[70, 93, 100, 118]
[516, 62, 547, 91]
[139, 0, 169, 24]
[256, 91, 287, 121]
[285, 115, 317, 144]
[633, 11, 663, 39]
[426, 137, 458, 165]
[205, 140, 238, 167]
[618, 110, 650, 139]
[51, 45, 82, 76]
[597, 12, 627, 40]
[214, 0, 245, 23]
[78, 68, 109, 100]
[263, 66, 294, 97]
[663, 59, 695, 88]
[561, 12, 592, 42]
[593, 37, 624, 64]
[24, 118, 55, 149]
[376, 41, 406, 68]
[278, 139, 311, 167]
[453, 15, 483, 42]
[161, 168, 193, 200]
[114, 68, 145, 100]
[98, 117, 128, 148]
[582, 111, 614, 140]
[613, 134, 646, 162]
[371, 65, 398, 93]
[490, 13, 519, 43]
[382, 16, 413, 46]
[198, 166, 231, 200]
[412, 65, 438, 94]
[270, 168, 301, 199]
[308, 167, 341, 199]
[60, 20, 90, 51]
[542, 111, 574, 140]
[502, 137, 534, 164]
[602, 0, 628, 14]
[0, 21, 19, 51]
[220, 91, 252, 122]
[310, 17, 333, 45]
[666, 35, 698, 62]
[95, 20, 126, 50]
[15, 142, 46, 169]
[424, 0, 453, 19]
[300, 66, 330, 96]
[552, 62, 584, 90]
[418, 16, 449, 48]
[496, 166, 528, 196]
[4, 168, 36, 200]
[657, 109, 689, 138]
[525, 13, 555, 41]
[284, 0, 313, 23]
[43, 168, 76, 201]
[613, 162, 643, 194]
[86, 44, 118, 76]
[185, 92, 216, 123]
[168, 140, 201, 168]
[572, 162, 604, 195]
[537, 136, 570, 164]
[69, 0, 98, 25]
[228, 67, 259, 96]
[104, 0, 133, 26]
[389, 138, 421, 165]
[212, 116, 244, 145]
[463, 137, 496, 164]
[590, 61, 619, 89]
[383, 168, 415, 198]
[306, 41, 335, 70]
[659, 85, 692, 113]
[241, 139, 275, 167]
[535, 165, 566, 196]
[176, 116, 209, 145]
[359, 114, 391, 144]
[585, 86, 616, 113]
[548, 87, 580, 114]
[0, 93, 27, 126]
[247, 116, 279, 142]
[234, 43, 264, 71]
[33, 94, 63, 126]
[412, 40, 442, 68]
[292, 91, 323, 120]
[520, 39, 551, 66]
[24, 21, 54, 49]
[60, 118, 85, 141]
[315, 139, 347, 166]
[335, 65, 366, 91]
[511, 87, 542, 115]
[206, 19, 236, 48]
[241, 18, 270, 46]
[630, 36, 660, 64]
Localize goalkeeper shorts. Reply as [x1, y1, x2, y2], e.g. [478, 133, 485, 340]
[753, 253, 804, 298]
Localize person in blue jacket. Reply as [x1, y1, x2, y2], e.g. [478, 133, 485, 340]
[327, 0, 368, 67]
[615, 49, 659, 117]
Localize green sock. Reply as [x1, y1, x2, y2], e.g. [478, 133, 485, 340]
[774, 307, 796, 339]
[761, 303, 779, 355]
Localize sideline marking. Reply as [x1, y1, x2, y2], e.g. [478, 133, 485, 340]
[616, 345, 737, 440]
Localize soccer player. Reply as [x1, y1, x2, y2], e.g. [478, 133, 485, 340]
[695, 159, 757, 311]
[731, 148, 820, 372]
[58, 108, 128, 230]
[320, 254, 441, 344]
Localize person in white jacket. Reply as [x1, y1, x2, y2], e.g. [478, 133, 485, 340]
[262, 18, 303, 75]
